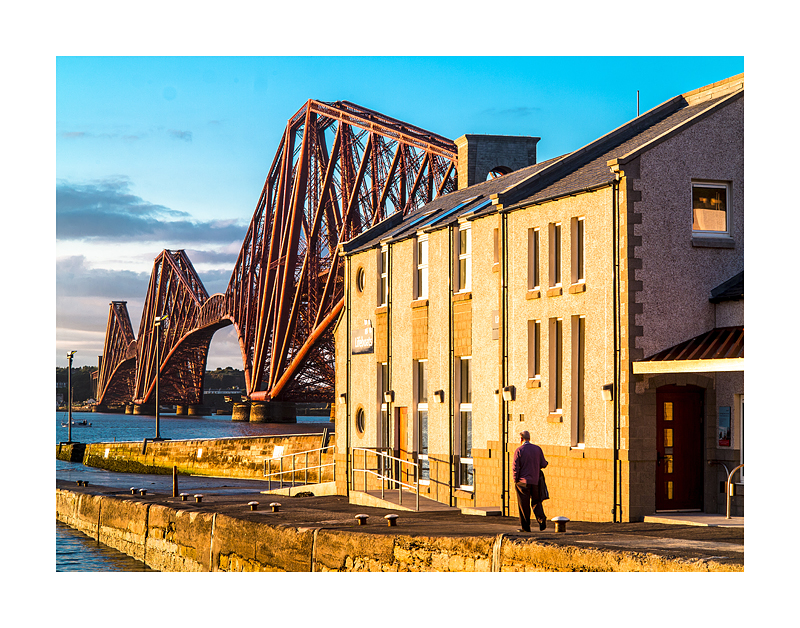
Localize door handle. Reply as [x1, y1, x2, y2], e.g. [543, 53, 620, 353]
[656, 452, 663, 466]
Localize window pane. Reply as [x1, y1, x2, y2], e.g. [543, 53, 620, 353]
[460, 461, 473, 487]
[419, 410, 428, 454]
[461, 411, 472, 457]
[459, 258, 467, 290]
[418, 361, 428, 404]
[693, 185, 727, 232]
[460, 359, 471, 404]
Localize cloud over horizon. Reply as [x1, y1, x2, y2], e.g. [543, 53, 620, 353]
[56, 176, 247, 243]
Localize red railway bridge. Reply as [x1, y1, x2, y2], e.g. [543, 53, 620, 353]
[93, 100, 458, 414]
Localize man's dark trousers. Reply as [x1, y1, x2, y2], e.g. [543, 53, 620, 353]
[515, 481, 545, 532]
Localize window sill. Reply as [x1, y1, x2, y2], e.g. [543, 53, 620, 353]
[547, 286, 562, 298]
[569, 282, 586, 294]
[492, 262, 500, 273]
[452, 291, 472, 302]
[692, 236, 735, 249]
[410, 298, 428, 309]
[526, 378, 541, 389]
[547, 412, 563, 423]
[375, 305, 388, 314]
[526, 289, 541, 300]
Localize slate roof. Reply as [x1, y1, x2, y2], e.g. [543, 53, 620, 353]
[709, 271, 744, 303]
[341, 74, 744, 256]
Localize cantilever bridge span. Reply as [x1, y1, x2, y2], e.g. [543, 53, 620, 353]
[95, 100, 459, 409]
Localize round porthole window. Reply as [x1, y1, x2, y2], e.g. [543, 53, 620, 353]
[355, 407, 365, 435]
[356, 267, 366, 293]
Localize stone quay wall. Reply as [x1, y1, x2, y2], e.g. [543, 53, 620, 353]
[56, 488, 739, 572]
[56, 434, 334, 482]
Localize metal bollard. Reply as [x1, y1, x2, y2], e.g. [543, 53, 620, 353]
[130, 487, 137, 494]
[248, 501, 259, 511]
[180, 493, 188, 501]
[355, 514, 369, 525]
[385, 514, 399, 527]
[551, 516, 569, 533]
[139, 489, 147, 496]
[194, 494, 203, 503]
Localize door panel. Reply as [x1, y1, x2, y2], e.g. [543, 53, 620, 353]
[656, 385, 704, 510]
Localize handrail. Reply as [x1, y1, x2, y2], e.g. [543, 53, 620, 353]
[262, 444, 335, 491]
[726, 463, 744, 519]
[352, 447, 420, 512]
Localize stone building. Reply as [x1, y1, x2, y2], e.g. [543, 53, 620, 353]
[332, 74, 744, 522]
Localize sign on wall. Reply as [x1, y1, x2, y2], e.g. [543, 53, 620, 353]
[352, 324, 374, 354]
[718, 406, 732, 447]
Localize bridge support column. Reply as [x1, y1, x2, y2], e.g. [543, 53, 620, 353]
[249, 401, 297, 423]
[133, 404, 155, 416]
[125, 404, 134, 415]
[232, 403, 250, 422]
[175, 405, 187, 415]
[187, 405, 209, 416]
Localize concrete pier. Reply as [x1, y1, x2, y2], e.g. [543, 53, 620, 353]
[55, 481, 743, 572]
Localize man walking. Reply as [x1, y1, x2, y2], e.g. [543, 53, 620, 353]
[512, 430, 548, 532]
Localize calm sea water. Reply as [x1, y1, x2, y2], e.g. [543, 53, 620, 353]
[55, 410, 334, 572]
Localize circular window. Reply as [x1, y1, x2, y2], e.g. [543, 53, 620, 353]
[355, 407, 365, 435]
[356, 267, 366, 293]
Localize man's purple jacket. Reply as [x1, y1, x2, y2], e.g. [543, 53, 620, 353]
[512, 441, 548, 485]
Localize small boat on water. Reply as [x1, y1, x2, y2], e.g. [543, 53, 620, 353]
[61, 420, 92, 427]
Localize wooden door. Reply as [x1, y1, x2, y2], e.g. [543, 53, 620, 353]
[395, 407, 410, 485]
[656, 385, 704, 510]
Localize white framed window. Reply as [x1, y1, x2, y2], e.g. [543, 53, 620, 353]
[456, 356, 473, 490]
[378, 246, 388, 306]
[378, 362, 390, 450]
[456, 224, 471, 292]
[549, 318, 563, 413]
[527, 319, 541, 380]
[692, 181, 730, 235]
[571, 315, 585, 446]
[528, 227, 540, 290]
[549, 222, 562, 287]
[415, 236, 428, 300]
[415, 360, 429, 483]
[571, 217, 585, 284]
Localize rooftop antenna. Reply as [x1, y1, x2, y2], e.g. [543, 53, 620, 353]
[637, 90, 640, 117]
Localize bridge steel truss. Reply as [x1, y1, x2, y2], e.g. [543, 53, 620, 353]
[96, 100, 458, 408]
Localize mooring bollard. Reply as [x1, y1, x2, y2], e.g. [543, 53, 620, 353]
[248, 501, 259, 511]
[551, 516, 570, 533]
[194, 494, 203, 503]
[385, 514, 399, 527]
[180, 493, 188, 501]
[355, 514, 369, 525]
[270, 502, 281, 512]
[139, 489, 147, 496]
[130, 487, 136, 494]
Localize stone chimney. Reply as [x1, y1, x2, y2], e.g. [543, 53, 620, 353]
[455, 134, 541, 190]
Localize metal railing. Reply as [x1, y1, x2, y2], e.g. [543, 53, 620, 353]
[726, 463, 744, 519]
[263, 445, 335, 491]
[351, 447, 420, 511]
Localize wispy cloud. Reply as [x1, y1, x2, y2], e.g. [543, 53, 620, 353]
[56, 176, 247, 244]
[168, 129, 192, 142]
[478, 105, 542, 118]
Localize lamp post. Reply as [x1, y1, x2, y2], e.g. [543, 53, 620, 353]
[66, 351, 76, 444]
[153, 315, 169, 441]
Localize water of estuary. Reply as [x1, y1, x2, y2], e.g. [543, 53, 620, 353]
[55, 411, 334, 572]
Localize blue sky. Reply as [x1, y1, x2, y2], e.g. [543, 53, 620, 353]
[54, 56, 745, 370]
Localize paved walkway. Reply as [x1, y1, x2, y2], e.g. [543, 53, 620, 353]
[56, 474, 744, 569]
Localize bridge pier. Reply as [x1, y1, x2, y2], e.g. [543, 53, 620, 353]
[249, 401, 296, 423]
[232, 403, 250, 422]
[133, 404, 155, 416]
[175, 405, 187, 415]
[187, 405, 210, 417]
[124, 404, 134, 414]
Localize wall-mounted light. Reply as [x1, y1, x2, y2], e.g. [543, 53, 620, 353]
[502, 386, 516, 402]
[433, 390, 444, 403]
[338, 393, 347, 404]
[383, 390, 394, 403]
[601, 383, 614, 401]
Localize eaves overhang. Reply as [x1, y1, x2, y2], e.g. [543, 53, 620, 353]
[632, 326, 744, 375]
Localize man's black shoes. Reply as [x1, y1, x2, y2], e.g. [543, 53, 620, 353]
[538, 519, 547, 531]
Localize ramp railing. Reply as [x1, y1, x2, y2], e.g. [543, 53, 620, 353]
[351, 447, 420, 512]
